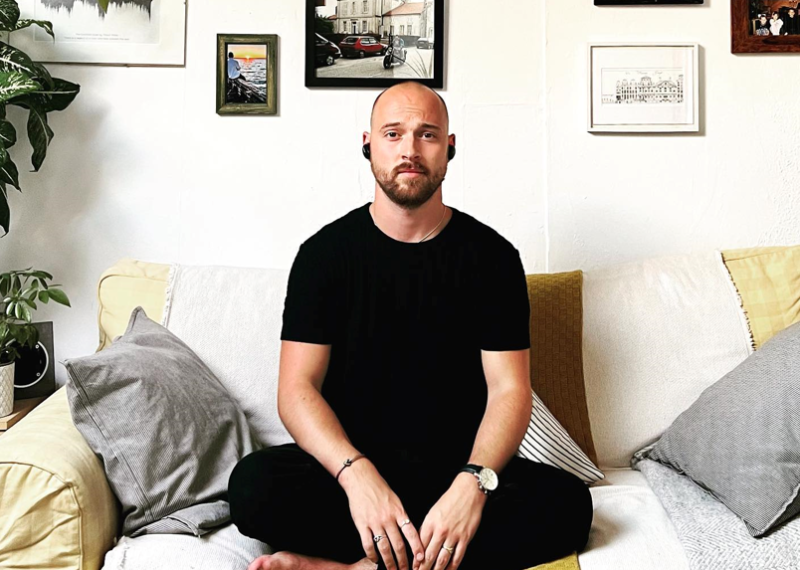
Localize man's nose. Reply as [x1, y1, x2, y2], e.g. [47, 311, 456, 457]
[400, 136, 421, 162]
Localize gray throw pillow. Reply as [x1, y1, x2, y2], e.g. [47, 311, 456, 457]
[631, 319, 800, 538]
[63, 306, 258, 538]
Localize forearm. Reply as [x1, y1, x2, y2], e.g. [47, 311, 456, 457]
[278, 385, 366, 484]
[466, 386, 532, 475]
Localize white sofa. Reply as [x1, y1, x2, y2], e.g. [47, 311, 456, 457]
[2, 244, 795, 570]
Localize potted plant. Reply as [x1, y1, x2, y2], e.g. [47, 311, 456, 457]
[0, 267, 69, 416]
[0, 0, 81, 236]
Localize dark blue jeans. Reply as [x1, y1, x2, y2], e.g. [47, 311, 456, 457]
[228, 443, 593, 570]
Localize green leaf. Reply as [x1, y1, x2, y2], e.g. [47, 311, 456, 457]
[12, 78, 79, 113]
[0, 119, 15, 149]
[0, 144, 7, 167]
[5, 299, 14, 317]
[18, 302, 30, 322]
[0, 184, 7, 236]
[32, 270, 53, 280]
[0, 274, 8, 295]
[98, 0, 109, 13]
[0, 154, 19, 190]
[0, 43, 41, 79]
[0, 71, 39, 104]
[29, 62, 54, 90]
[37, 290, 48, 303]
[0, 0, 20, 32]
[14, 19, 54, 40]
[46, 288, 69, 307]
[26, 103, 52, 171]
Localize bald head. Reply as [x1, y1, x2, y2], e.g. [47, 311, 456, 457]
[370, 81, 449, 131]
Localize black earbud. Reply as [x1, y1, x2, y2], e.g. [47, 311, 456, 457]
[362, 143, 456, 162]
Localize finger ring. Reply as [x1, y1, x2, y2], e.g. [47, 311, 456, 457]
[400, 519, 411, 528]
[441, 545, 455, 553]
[373, 535, 385, 543]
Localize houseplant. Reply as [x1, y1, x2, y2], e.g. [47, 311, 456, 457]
[0, 267, 69, 416]
[0, 0, 81, 236]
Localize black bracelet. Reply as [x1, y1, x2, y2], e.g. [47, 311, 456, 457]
[336, 454, 366, 481]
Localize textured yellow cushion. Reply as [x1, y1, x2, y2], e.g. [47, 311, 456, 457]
[526, 271, 597, 467]
[96, 258, 172, 351]
[526, 551, 581, 569]
[0, 387, 118, 570]
[721, 245, 800, 349]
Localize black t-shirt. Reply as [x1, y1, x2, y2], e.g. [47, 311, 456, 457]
[280, 202, 530, 469]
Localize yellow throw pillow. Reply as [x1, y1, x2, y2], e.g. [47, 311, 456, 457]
[721, 246, 800, 349]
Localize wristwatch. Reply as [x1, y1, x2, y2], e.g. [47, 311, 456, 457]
[460, 464, 499, 495]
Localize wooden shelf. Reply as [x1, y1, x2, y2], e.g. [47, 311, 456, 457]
[0, 396, 47, 432]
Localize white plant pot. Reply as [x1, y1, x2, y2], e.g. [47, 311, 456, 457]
[0, 361, 14, 417]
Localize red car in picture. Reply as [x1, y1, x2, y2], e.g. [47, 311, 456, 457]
[339, 36, 386, 58]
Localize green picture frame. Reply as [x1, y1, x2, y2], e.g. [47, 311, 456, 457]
[217, 34, 278, 115]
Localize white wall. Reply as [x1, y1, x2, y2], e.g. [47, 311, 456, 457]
[1, 0, 797, 387]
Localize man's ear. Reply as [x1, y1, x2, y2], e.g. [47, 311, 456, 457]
[363, 131, 370, 146]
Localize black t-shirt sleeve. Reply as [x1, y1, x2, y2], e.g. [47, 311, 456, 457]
[479, 245, 531, 351]
[280, 241, 335, 345]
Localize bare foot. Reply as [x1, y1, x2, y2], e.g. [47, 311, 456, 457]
[247, 551, 378, 570]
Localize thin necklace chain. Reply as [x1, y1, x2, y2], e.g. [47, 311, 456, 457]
[370, 203, 448, 243]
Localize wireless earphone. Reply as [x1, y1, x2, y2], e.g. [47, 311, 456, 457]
[362, 143, 456, 162]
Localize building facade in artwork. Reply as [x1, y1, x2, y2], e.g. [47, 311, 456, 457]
[333, 0, 433, 39]
[613, 74, 684, 104]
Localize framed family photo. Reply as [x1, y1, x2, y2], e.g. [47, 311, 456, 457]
[9, 0, 187, 66]
[306, 0, 444, 88]
[216, 34, 278, 116]
[732, 0, 800, 53]
[588, 43, 700, 133]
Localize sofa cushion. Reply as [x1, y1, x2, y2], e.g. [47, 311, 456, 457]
[633, 319, 800, 538]
[721, 245, 800, 349]
[526, 271, 597, 467]
[63, 306, 258, 537]
[581, 251, 754, 468]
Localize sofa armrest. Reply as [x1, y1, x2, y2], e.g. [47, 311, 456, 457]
[0, 386, 119, 570]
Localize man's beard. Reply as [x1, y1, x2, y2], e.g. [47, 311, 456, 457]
[371, 160, 446, 210]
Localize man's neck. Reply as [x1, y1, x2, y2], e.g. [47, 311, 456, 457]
[370, 195, 451, 243]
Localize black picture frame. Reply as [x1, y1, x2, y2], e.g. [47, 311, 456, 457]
[594, 0, 703, 4]
[306, 0, 444, 88]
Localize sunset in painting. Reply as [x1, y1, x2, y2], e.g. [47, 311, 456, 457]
[229, 44, 267, 62]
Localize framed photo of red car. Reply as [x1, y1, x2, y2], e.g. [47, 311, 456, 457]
[732, 0, 800, 53]
[216, 34, 278, 115]
[306, 0, 444, 88]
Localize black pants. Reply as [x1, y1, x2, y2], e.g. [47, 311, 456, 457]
[228, 443, 593, 570]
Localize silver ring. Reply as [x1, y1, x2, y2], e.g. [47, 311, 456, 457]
[441, 545, 455, 554]
[373, 534, 385, 543]
[400, 519, 411, 528]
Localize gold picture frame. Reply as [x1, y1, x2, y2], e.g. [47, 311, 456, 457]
[217, 34, 278, 115]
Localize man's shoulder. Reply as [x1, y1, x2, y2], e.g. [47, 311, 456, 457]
[299, 202, 367, 252]
[454, 207, 520, 255]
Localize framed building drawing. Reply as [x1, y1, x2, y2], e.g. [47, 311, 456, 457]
[306, 0, 444, 88]
[588, 43, 700, 133]
[9, 0, 187, 66]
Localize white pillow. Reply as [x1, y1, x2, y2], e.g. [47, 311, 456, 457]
[515, 390, 605, 484]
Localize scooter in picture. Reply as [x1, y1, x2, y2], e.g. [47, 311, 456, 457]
[383, 36, 406, 69]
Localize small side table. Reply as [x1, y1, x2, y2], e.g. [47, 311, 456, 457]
[0, 396, 47, 436]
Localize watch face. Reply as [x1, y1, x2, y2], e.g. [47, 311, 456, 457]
[479, 468, 499, 491]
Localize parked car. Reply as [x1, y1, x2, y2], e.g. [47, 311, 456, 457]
[339, 36, 386, 58]
[315, 33, 341, 67]
[416, 37, 434, 49]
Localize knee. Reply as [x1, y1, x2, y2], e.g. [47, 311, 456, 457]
[562, 473, 594, 553]
[228, 449, 276, 537]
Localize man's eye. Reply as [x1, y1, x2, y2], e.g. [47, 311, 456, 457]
[422, 132, 436, 139]
[386, 132, 398, 138]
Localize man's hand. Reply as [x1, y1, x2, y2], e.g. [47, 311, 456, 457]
[340, 459, 426, 570]
[416, 473, 488, 570]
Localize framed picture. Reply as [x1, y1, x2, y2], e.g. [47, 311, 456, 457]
[9, 0, 187, 66]
[588, 43, 699, 133]
[306, 0, 444, 88]
[595, 0, 702, 4]
[216, 34, 278, 116]
[731, 0, 800, 54]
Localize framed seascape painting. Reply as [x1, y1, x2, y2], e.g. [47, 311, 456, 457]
[595, 1, 702, 4]
[216, 34, 277, 116]
[9, 0, 187, 65]
[306, 0, 444, 88]
[732, 0, 800, 53]
[588, 43, 700, 133]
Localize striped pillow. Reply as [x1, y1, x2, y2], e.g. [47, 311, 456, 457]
[515, 390, 605, 484]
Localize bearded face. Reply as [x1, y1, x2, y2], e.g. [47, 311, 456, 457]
[370, 156, 447, 210]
